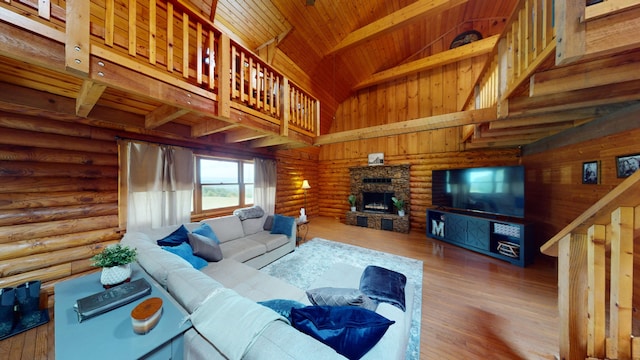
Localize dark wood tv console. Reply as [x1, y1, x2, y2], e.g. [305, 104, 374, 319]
[426, 209, 533, 267]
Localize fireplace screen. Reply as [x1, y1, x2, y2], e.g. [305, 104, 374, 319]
[362, 191, 395, 213]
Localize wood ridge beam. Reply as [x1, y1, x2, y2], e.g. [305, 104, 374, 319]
[328, 0, 468, 55]
[354, 35, 498, 90]
[314, 107, 496, 146]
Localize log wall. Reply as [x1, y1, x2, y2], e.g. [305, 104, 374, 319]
[522, 126, 640, 248]
[0, 110, 314, 306]
[318, 139, 521, 232]
[274, 147, 320, 218]
[0, 112, 122, 304]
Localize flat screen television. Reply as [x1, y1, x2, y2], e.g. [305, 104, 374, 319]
[432, 165, 525, 218]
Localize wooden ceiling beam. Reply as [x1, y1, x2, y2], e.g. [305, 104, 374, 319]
[191, 118, 238, 137]
[249, 135, 294, 148]
[225, 128, 268, 143]
[314, 107, 496, 146]
[145, 104, 190, 129]
[490, 107, 617, 129]
[353, 35, 498, 90]
[76, 80, 107, 117]
[0, 19, 65, 72]
[328, 0, 468, 55]
[508, 80, 640, 117]
[531, 50, 640, 97]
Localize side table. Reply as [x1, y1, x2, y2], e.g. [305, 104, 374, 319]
[296, 219, 309, 245]
[55, 264, 191, 360]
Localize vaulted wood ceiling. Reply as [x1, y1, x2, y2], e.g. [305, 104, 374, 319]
[203, 0, 519, 132]
[1, 0, 640, 151]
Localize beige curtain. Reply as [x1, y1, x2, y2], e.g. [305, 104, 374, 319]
[124, 140, 194, 231]
[254, 158, 277, 214]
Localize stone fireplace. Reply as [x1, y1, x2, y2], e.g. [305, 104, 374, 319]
[346, 164, 410, 233]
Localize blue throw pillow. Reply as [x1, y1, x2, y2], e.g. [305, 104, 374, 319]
[192, 223, 220, 244]
[157, 224, 190, 246]
[162, 242, 208, 270]
[291, 306, 395, 360]
[270, 214, 294, 237]
[257, 299, 306, 323]
[359, 265, 406, 312]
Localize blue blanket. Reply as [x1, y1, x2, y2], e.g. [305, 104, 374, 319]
[359, 265, 406, 312]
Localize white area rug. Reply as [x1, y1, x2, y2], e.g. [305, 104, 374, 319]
[260, 238, 423, 359]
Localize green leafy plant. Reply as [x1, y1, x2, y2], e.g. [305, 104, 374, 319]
[91, 244, 138, 268]
[391, 196, 405, 211]
[348, 194, 357, 207]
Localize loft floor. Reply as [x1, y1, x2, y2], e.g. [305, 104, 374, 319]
[0, 216, 558, 359]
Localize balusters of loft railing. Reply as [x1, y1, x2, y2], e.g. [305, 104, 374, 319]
[99, 0, 218, 91]
[229, 43, 286, 118]
[287, 84, 317, 135]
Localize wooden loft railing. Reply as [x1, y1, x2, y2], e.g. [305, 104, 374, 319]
[540, 169, 640, 360]
[0, 0, 319, 138]
[468, 0, 556, 113]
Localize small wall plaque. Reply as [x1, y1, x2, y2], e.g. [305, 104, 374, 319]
[368, 153, 384, 166]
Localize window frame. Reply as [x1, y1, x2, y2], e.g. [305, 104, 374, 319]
[193, 155, 254, 216]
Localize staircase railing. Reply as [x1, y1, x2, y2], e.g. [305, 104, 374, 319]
[466, 0, 556, 113]
[540, 169, 640, 360]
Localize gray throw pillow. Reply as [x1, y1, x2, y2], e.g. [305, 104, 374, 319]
[263, 215, 274, 231]
[188, 233, 223, 262]
[306, 287, 378, 311]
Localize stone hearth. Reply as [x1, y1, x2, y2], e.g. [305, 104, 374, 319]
[346, 164, 410, 233]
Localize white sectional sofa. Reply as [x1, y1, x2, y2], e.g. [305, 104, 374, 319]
[120, 210, 414, 360]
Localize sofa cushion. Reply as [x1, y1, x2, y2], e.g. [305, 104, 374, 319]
[270, 214, 295, 237]
[291, 306, 395, 360]
[219, 238, 266, 263]
[192, 223, 220, 244]
[202, 215, 245, 243]
[188, 233, 223, 262]
[157, 224, 190, 246]
[306, 287, 378, 311]
[162, 242, 208, 270]
[258, 299, 306, 323]
[201, 259, 308, 303]
[167, 268, 224, 313]
[241, 216, 266, 236]
[246, 232, 290, 252]
[136, 246, 193, 287]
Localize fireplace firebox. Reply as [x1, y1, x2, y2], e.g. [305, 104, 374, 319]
[362, 191, 394, 214]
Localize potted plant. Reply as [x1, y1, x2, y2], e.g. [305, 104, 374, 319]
[348, 194, 357, 211]
[391, 196, 405, 216]
[91, 244, 138, 288]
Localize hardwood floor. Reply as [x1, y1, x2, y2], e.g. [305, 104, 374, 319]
[0, 216, 559, 359]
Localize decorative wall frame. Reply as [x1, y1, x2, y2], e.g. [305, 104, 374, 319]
[582, 161, 599, 184]
[368, 153, 384, 166]
[616, 153, 640, 178]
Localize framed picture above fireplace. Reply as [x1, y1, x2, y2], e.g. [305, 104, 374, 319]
[368, 152, 384, 166]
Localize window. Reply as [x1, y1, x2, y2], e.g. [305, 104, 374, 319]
[194, 157, 254, 213]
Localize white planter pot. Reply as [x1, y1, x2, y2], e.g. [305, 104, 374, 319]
[350, 206, 356, 212]
[398, 210, 405, 217]
[100, 264, 132, 287]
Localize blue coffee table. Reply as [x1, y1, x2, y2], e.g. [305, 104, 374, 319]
[54, 264, 191, 360]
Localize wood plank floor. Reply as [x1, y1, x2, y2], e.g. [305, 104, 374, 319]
[0, 216, 559, 359]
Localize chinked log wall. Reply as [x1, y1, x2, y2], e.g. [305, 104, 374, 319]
[0, 112, 121, 306]
[0, 111, 315, 305]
